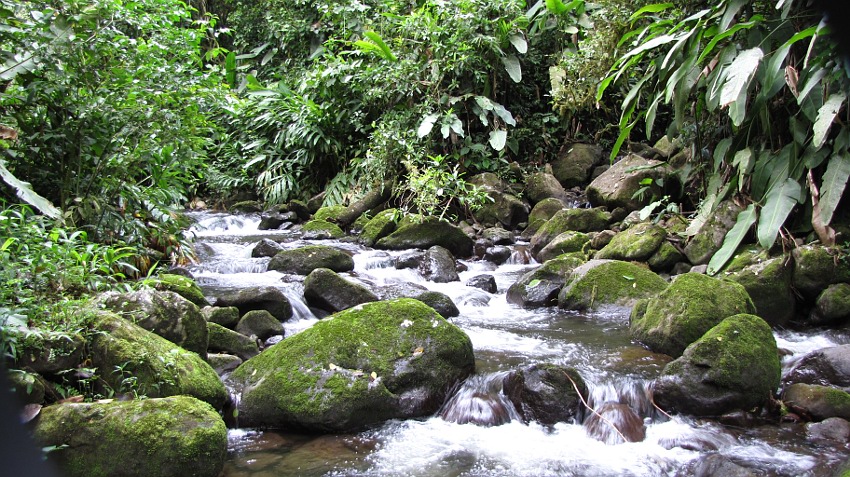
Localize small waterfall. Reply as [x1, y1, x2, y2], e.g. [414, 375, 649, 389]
[506, 245, 535, 265]
[582, 378, 654, 445]
[438, 373, 523, 426]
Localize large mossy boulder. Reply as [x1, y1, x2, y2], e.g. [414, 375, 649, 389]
[229, 298, 475, 432]
[720, 247, 795, 327]
[550, 143, 603, 189]
[630, 273, 755, 358]
[141, 274, 209, 307]
[594, 222, 666, 262]
[359, 208, 399, 247]
[213, 285, 293, 322]
[267, 244, 355, 275]
[682, 200, 743, 265]
[652, 314, 781, 417]
[502, 363, 587, 425]
[91, 312, 227, 408]
[312, 204, 347, 222]
[206, 322, 259, 361]
[537, 231, 590, 263]
[303, 268, 379, 313]
[506, 253, 586, 308]
[558, 260, 668, 311]
[530, 208, 610, 258]
[33, 396, 227, 477]
[528, 197, 566, 224]
[375, 217, 474, 258]
[793, 244, 850, 301]
[524, 172, 569, 206]
[586, 154, 672, 210]
[97, 289, 209, 358]
[468, 172, 529, 229]
[301, 219, 346, 240]
[810, 283, 850, 326]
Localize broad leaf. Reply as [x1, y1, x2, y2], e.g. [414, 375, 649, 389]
[491, 103, 516, 126]
[816, 151, 850, 226]
[509, 34, 528, 54]
[502, 55, 522, 83]
[0, 159, 61, 219]
[813, 93, 846, 149]
[417, 113, 439, 138]
[757, 178, 800, 248]
[707, 204, 757, 275]
[629, 3, 674, 23]
[719, 47, 763, 108]
[489, 130, 508, 151]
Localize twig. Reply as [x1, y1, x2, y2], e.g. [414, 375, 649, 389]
[561, 371, 628, 444]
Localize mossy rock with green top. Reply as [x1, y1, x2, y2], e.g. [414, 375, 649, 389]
[142, 273, 209, 307]
[359, 208, 399, 247]
[267, 245, 354, 275]
[375, 217, 474, 258]
[313, 204, 347, 222]
[594, 222, 666, 262]
[301, 219, 346, 239]
[558, 260, 668, 311]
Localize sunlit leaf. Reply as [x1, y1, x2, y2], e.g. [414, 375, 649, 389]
[489, 130, 508, 150]
[707, 204, 757, 275]
[0, 159, 61, 219]
[816, 151, 850, 226]
[757, 178, 800, 248]
[813, 93, 846, 149]
[719, 47, 763, 108]
[417, 113, 439, 138]
[501, 55, 522, 83]
[509, 34, 528, 54]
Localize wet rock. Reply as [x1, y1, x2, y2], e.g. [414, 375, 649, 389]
[720, 246, 795, 327]
[503, 363, 587, 426]
[267, 244, 355, 275]
[439, 375, 516, 426]
[201, 305, 240, 328]
[303, 268, 379, 313]
[506, 253, 586, 308]
[206, 353, 242, 375]
[481, 226, 516, 245]
[653, 314, 781, 417]
[91, 312, 226, 408]
[807, 417, 850, 443]
[528, 197, 566, 224]
[810, 283, 850, 326]
[236, 310, 285, 341]
[230, 200, 262, 213]
[372, 281, 429, 300]
[96, 289, 208, 358]
[586, 154, 672, 211]
[301, 219, 346, 239]
[466, 274, 497, 293]
[420, 245, 460, 283]
[537, 231, 590, 262]
[33, 396, 227, 477]
[141, 273, 210, 307]
[594, 222, 666, 262]
[583, 402, 646, 444]
[483, 245, 513, 265]
[468, 172, 529, 229]
[676, 454, 758, 477]
[376, 217, 474, 258]
[558, 260, 668, 311]
[288, 199, 311, 221]
[207, 322, 259, 361]
[258, 211, 296, 230]
[630, 273, 755, 358]
[683, 200, 744, 266]
[783, 344, 850, 390]
[229, 298, 475, 432]
[792, 245, 850, 301]
[415, 291, 460, 318]
[359, 208, 399, 247]
[214, 286, 293, 322]
[782, 383, 850, 421]
[251, 238, 285, 258]
[524, 172, 569, 206]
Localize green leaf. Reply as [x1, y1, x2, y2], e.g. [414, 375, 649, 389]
[225, 51, 236, 88]
[0, 159, 61, 219]
[719, 47, 763, 108]
[816, 152, 850, 226]
[501, 55, 522, 83]
[545, 0, 569, 15]
[489, 130, 508, 151]
[707, 204, 757, 275]
[527, 279, 542, 288]
[629, 3, 674, 23]
[757, 178, 800, 249]
[417, 113, 439, 138]
[509, 34, 528, 54]
[363, 30, 397, 62]
[813, 93, 846, 149]
[492, 103, 517, 126]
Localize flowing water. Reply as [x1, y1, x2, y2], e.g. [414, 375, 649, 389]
[185, 211, 850, 477]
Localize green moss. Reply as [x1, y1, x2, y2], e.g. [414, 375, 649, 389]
[538, 231, 591, 262]
[360, 208, 399, 246]
[559, 260, 668, 311]
[529, 198, 566, 223]
[595, 222, 666, 261]
[142, 274, 209, 307]
[302, 219, 346, 238]
[647, 241, 683, 272]
[267, 244, 355, 275]
[313, 205, 347, 222]
[207, 322, 259, 360]
[375, 217, 473, 257]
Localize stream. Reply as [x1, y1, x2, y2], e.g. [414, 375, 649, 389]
[186, 211, 849, 477]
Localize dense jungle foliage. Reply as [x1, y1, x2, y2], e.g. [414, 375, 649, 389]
[1, 0, 849, 365]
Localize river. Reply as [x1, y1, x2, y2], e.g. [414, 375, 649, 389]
[185, 211, 849, 477]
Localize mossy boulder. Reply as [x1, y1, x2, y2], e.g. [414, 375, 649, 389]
[530, 208, 610, 258]
[528, 198, 566, 224]
[524, 172, 569, 206]
[537, 231, 590, 262]
[502, 364, 587, 425]
[506, 253, 586, 308]
[142, 274, 209, 307]
[683, 200, 743, 265]
[230, 200, 263, 213]
[810, 283, 850, 326]
[236, 310, 285, 341]
[415, 291, 461, 319]
[33, 396, 227, 477]
[359, 208, 399, 247]
[213, 286, 293, 322]
[313, 205, 347, 222]
[468, 172, 529, 229]
[301, 219, 346, 239]
[267, 244, 355, 275]
[11, 329, 86, 374]
[630, 273, 755, 358]
[375, 217, 474, 258]
[558, 260, 668, 311]
[207, 322, 259, 361]
[647, 241, 684, 273]
[91, 312, 227, 408]
[652, 314, 781, 417]
[96, 289, 208, 358]
[782, 383, 850, 421]
[720, 247, 795, 327]
[201, 306, 240, 328]
[792, 244, 850, 301]
[586, 154, 672, 210]
[594, 222, 666, 262]
[303, 268, 379, 313]
[550, 143, 603, 188]
[229, 298, 475, 432]
[335, 185, 392, 227]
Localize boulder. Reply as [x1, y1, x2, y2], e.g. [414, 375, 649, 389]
[676, 455, 758, 477]
[201, 306, 240, 328]
[303, 268, 379, 313]
[420, 245, 460, 283]
[551, 143, 603, 189]
[9, 370, 46, 405]
[506, 253, 586, 308]
[466, 274, 498, 294]
[468, 173, 529, 229]
[652, 314, 781, 417]
[530, 208, 610, 258]
[503, 364, 587, 425]
[236, 310, 285, 341]
[558, 260, 668, 311]
[251, 238, 285, 258]
[647, 241, 684, 273]
[33, 396, 226, 477]
[207, 353, 243, 375]
[207, 322, 259, 361]
[481, 227, 516, 245]
[783, 344, 850, 390]
[537, 231, 590, 262]
[720, 247, 795, 327]
[810, 283, 850, 326]
[792, 245, 850, 301]
[782, 383, 850, 421]
[229, 298, 475, 432]
[683, 200, 743, 265]
[586, 154, 672, 210]
[312, 205, 347, 222]
[258, 211, 296, 230]
[415, 291, 461, 319]
[213, 286, 293, 322]
[90, 312, 226, 408]
[524, 172, 569, 206]
[483, 245, 513, 265]
[267, 244, 355, 275]
[11, 330, 85, 374]
[141, 274, 209, 307]
[806, 417, 850, 443]
[301, 219, 346, 240]
[594, 222, 666, 262]
[96, 289, 208, 358]
[376, 217, 474, 258]
[528, 198, 566, 226]
[359, 208, 399, 247]
[630, 273, 755, 358]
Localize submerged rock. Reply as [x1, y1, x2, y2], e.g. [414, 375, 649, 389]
[229, 298, 475, 432]
[583, 402, 646, 444]
[33, 396, 227, 477]
[783, 344, 850, 390]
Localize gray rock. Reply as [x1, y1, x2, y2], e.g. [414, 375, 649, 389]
[420, 245, 460, 283]
[213, 286, 293, 322]
[303, 268, 379, 313]
[236, 310, 285, 341]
